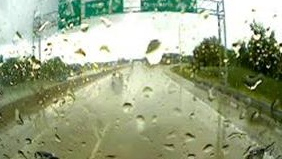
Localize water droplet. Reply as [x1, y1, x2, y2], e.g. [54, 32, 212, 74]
[81, 141, 86, 147]
[223, 119, 231, 128]
[222, 144, 230, 154]
[173, 107, 182, 116]
[210, 153, 215, 157]
[167, 83, 178, 94]
[208, 88, 216, 101]
[136, 115, 145, 132]
[146, 39, 161, 54]
[18, 150, 27, 159]
[250, 111, 260, 120]
[122, 102, 133, 113]
[187, 153, 196, 159]
[185, 132, 196, 142]
[3, 154, 10, 159]
[52, 98, 59, 104]
[189, 112, 195, 119]
[143, 86, 153, 93]
[244, 75, 263, 91]
[152, 115, 157, 124]
[199, 10, 210, 19]
[100, 45, 111, 53]
[239, 109, 246, 119]
[38, 141, 45, 146]
[105, 155, 117, 158]
[25, 138, 32, 144]
[100, 17, 112, 27]
[55, 134, 61, 143]
[15, 109, 24, 125]
[80, 23, 89, 32]
[252, 34, 261, 41]
[34, 151, 56, 159]
[75, 48, 86, 56]
[115, 118, 120, 129]
[166, 131, 176, 139]
[68, 149, 74, 153]
[202, 144, 214, 153]
[164, 143, 175, 151]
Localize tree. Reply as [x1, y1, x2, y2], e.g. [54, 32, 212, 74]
[0, 55, 3, 63]
[40, 57, 70, 81]
[248, 21, 281, 77]
[0, 58, 27, 86]
[193, 36, 225, 68]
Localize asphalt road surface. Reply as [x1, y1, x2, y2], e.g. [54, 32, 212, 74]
[0, 63, 279, 159]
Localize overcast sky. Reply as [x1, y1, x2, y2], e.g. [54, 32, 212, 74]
[225, 0, 282, 44]
[0, 0, 282, 63]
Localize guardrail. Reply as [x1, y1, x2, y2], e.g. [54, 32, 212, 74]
[0, 65, 126, 129]
[192, 77, 282, 122]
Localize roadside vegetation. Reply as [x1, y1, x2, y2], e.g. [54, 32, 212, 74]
[0, 56, 116, 87]
[172, 21, 282, 110]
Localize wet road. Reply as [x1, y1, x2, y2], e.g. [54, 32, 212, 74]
[0, 63, 278, 159]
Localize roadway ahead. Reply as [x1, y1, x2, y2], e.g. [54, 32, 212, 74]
[0, 63, 278, 159]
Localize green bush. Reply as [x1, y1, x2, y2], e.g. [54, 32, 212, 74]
[0, 56, 41, 86]
[247, 21, 281, 78]
[40, 57, 70, 81]
[193, 36, 225, 68]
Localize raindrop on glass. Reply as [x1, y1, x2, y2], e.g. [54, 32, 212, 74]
[105, 155, 117, 158]
[55, 134, 61, 143]
[244, 74, 263, 91]
[3, 154, 10, 159]
[136, 115, 146, 132]
[208, 87, 216, 101]
[166, 131, 176, 139]
[222, 144, 230, 154]
[143, 86, 153, 93]
[185, 132, 196, 142]
[122, 102, 133, 113]
[34, 151, 57, 159]
[187, 153, 196, 159]
[152, 115, 157, 124]
[80, 23, 89, 32]
[100, 45, 111, 53]
[15, 109, 24, 125]
[189, 112, 195, 119]
[81, 141, 86, 147]
[210, 153, 215, 157]
[25, 138, 32, 145]
[252, 34, 261, 41]
[173, 107, 182, 116]
[38, 141, 45, 146]
[164, 143, 175, 151]
[199, 10, 210, 19]
[167, 83, 177, 94]
[202, 144, 214, 153]
[18, 150, 27, 159]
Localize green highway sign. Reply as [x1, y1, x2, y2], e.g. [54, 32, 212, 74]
[58, 0, 196, 30]
[85, 0, 123, 18]
[141, 0, 197, 13]
[58, 0, 82, 30]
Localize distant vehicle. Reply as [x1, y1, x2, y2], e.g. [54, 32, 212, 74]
[111, 71, 123, 93]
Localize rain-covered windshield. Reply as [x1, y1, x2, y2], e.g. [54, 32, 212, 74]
[0, 0, 282, 159]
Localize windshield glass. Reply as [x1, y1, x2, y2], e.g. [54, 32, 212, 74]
[0, 0, 282, 159]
